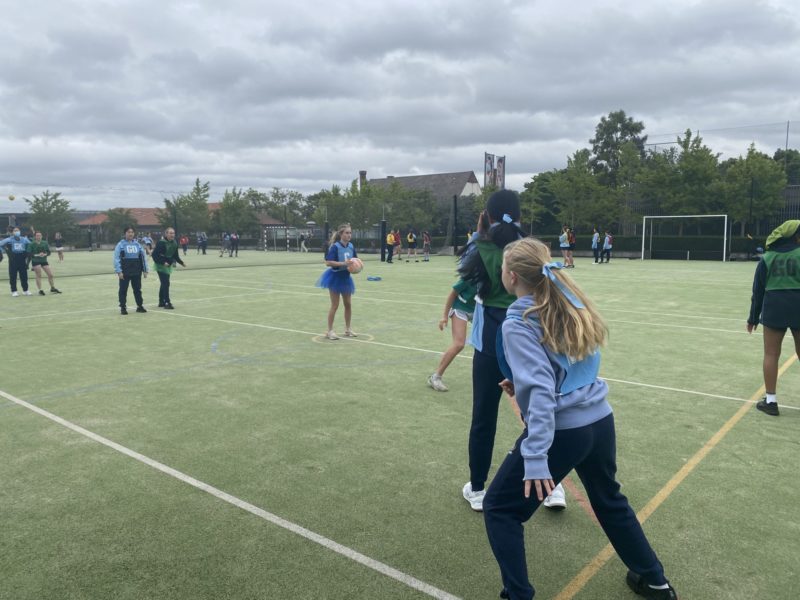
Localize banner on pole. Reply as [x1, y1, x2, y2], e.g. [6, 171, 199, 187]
[484, 152, 495, 188]
[496, 156, 506, 190]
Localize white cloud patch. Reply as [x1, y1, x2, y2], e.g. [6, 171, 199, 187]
[1, 0, 799, 209]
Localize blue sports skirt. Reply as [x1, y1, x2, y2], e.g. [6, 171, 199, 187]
[316, 268, 355, 295]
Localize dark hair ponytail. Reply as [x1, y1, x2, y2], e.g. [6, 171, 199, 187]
[485, 190, 524, 249]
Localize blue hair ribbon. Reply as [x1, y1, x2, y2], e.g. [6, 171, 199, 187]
[502, 213, 513, 223]
[542, 262, 585, 309]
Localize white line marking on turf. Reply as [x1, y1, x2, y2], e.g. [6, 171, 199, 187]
[0, 292, 269, 322]
[153, 311, 450, 356]
[601, 377, 799, 411]
[150, 310, 800, 410]
[0, 388, 461, 600]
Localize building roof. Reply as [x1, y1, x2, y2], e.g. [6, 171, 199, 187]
[366, 171, 481, 203]
[77, 208, 161, 227]
[76, 204, 284, 227]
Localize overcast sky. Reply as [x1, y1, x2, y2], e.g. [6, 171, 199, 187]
[1, 0, 799, 210]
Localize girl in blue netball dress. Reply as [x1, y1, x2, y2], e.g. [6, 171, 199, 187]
[317, 223, 358, 340]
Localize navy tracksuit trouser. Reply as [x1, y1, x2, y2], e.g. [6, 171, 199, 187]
[468, 305, 508, 491]
[8, 257, 29, 292]
[483, 414, 667, 600]
[119, 274, 143, 308]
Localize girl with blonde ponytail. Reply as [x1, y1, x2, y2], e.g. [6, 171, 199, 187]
[482, 237, 677, 600]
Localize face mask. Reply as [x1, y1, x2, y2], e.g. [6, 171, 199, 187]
[13, 231, 20, 238]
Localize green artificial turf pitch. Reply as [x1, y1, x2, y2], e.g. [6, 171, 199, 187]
[1, 251, 798, 599]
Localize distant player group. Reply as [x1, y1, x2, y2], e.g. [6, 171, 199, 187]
[0, 227, 62, 296]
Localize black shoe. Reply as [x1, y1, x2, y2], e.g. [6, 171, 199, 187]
[626, 571, 677, 599]
[499, 589, 509, 599]
[120, 307, 128, 315]
[50, 288, 61, 294]
[164, 303, 175, 310]
[158, 303, 166, 308]
[756, 397, 780, 416]
[136, 306, 147, 313]
[38, 290, 46, 296]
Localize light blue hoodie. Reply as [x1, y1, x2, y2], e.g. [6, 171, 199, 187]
[501, 295, 611, 481]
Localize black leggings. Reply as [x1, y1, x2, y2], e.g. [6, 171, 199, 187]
[157, 271, 171, 305]
[118, 274, 143, 307]
[8, 258, 28, 292]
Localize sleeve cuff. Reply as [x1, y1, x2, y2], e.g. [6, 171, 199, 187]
[524, 457, 552, 481]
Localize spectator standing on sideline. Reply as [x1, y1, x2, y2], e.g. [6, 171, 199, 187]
[601, 230, 613, 263]
[385, 229, 395, 263]
[422, 230, 432, 262]
[0, 227, 32, 296]
[393, 228, 402, 260]
[591, 227, 600, 264]
[558, 225, 571, 267]
[230, 232, 240, 257]
[406, 228, 419, 262]
[54, 232, 65, 262]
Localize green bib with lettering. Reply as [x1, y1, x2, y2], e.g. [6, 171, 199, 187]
[763, 246, 800, 291]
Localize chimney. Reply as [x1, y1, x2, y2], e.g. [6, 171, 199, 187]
[359, 170, 367, 190]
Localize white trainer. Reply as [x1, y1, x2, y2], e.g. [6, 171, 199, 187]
[542, 483, 567, 510]
[326, 330, 339, 340]
[23, 290, 32, 296]
[11, 291, 19, 297]
[462, 482, 485, 512]
[344, 329, 358, 337]
[427, 374, 449, 392]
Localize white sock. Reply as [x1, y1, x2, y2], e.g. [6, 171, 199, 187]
[766, 393, 777, 404]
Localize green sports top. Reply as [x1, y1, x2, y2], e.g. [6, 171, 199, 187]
[763, 246, 800, 291]
[476, 241, 517, 308]
[28, 240, 51, 265]
[452, 278, 477, 312]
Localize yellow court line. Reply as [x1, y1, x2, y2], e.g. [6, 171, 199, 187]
[553, 353, 798, 600]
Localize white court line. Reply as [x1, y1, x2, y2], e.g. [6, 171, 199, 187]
[0, 291, 269, 322]
[604, 318, 752, 335]
[154, 311, 449, 357]
[602, 378, 800, 411]
[151, 310, 800, 410]
[0, 388, 461, 600]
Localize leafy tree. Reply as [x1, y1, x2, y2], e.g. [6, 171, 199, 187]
[589, 110, 647, 187]
[773, 148, 800, 185]
[157, 178, 211, 234]
[660, 130, 721, 233]
[104, 208, 138, 242]
[720, 145, 787, 235]
[25, 190, 75, 239]
[550, 149, 618, 232]
[214, 187, 259, 235]
[520, 171, 560, 234]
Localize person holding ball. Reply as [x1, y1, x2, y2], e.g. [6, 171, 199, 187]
[316, 223, 358, 340]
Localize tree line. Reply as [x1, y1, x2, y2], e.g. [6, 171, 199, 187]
[15, 110, 798, 243]
[520, 110, 799, 237]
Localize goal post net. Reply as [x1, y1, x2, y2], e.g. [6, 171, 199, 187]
[640, 214, 729, 262]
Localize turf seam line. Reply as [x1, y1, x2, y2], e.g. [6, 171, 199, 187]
[552, 353, 798, 600]
[0, 388, 462, 600]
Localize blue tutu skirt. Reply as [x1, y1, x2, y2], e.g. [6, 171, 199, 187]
[316, 268, 355, 295]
